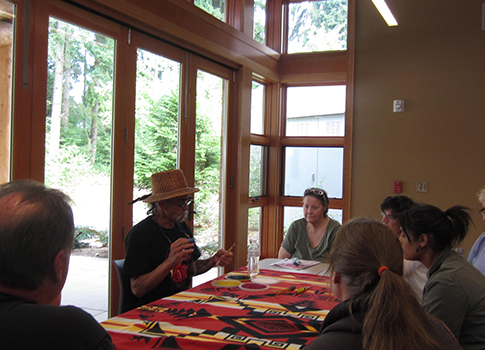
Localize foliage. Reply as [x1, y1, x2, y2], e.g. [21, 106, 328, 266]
[249, 145, 264, 197]
[45, 18, 226, 254]
[288, 0, 348, 52]
[253, 0, 266, 45]
[195, 0, 224, 21]
[248, 208, 261, 244]
[46, 18, 114, 182]
[134, 90, 179, 189]
[74, 226, 108, 248]
[45, 143, 95, 187]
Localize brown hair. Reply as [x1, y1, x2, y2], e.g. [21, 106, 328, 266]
[329, 218, 441, 350]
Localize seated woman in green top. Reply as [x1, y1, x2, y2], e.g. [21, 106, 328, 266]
[278, 187, 341, 262]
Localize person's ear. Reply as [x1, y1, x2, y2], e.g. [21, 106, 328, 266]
[331, 271, 341, 285]
[53, 250, 70, 283]
[415, 234, 429, 252]
[419, 234, 429, 247]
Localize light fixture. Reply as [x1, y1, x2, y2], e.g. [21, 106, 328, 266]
[372, 0, 398, 26]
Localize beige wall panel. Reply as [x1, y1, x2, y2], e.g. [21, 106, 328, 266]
[0, 45, 11, 182]
[351, 0, 485, 250]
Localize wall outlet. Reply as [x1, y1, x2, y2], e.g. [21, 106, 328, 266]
[416, 182, 428, 193]
[393, 100, 405, 112]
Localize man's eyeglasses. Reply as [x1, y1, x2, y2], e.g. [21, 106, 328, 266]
[480, 208, 485, 218]
[169, 198, 194, 208]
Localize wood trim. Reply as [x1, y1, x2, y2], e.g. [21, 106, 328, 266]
[28, 0, 50, 182]
[226, 0, 243, 32]
[279, 52, 348, 84]
[249, 134, 270, 145]
[248, 196, 269, 207]
[109, 25, 136, 317]
[10, 0, 33, 180]
[281, 137, 345, 147]
[343, 0, 355, 223]
[266, 0, 283, 53]
[280, 196, 343, 210]
[263, 81, 282, 258]
[228, 66, 252, 270]
[65, 0, 282, 80]
[242, 0, 254, 38]
[49, 0, 121, 36]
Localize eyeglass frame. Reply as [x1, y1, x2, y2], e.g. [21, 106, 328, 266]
[382, 212, 396, 221]
[168, 198, 194, 208]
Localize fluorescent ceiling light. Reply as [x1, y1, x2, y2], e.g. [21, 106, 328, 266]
[372, 0, 398, 26]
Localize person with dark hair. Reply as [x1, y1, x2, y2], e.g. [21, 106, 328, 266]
[380, 195, 427, 299]
[305, 219, 462, 350]
[124, 169, 233, 311]
[278, 187, 341, 262]
[399, 204, 485, 350]
[468, 187, 485, 275]
[0, 180, 114, 349]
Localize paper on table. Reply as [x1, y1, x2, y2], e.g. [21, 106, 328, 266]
[270, 258, 321, 270]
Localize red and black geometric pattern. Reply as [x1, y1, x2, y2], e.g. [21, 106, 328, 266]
[102, 269, 338, 350]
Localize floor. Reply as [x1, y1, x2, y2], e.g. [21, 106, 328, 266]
[61, 255, 218, 322]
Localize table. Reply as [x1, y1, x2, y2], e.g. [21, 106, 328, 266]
[102, 266, 338, 350]
[259, 258, 330, 276]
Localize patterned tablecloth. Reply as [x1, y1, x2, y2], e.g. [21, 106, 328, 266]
[102, 268, 338, 350]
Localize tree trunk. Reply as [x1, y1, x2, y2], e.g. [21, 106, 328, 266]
[61, 36, 71, 129]
[49, 23, 66, 158]
[90, 101, 99, 164]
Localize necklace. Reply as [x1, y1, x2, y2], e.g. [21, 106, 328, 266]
[152, 215, 191, 245]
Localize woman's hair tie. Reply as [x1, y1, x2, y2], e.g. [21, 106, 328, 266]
[378, 265, 389, 276]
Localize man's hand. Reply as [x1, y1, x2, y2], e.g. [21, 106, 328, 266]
[166, 238, 194, 268]
[213, 248, 234, 267]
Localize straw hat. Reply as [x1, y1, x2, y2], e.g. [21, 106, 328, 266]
[142, 169, 199, 203]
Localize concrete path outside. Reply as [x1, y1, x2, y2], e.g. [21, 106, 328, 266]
[61, 255, 218, 323]
[61, 255, 109, 322]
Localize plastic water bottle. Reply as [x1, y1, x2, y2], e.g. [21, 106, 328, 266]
[247, 240, 260, 278]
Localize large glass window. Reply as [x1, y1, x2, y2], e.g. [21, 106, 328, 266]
[194, 69, 227, 261]
[253, 0, 267, 45]
[287, 0, 348, 54]
[286, 85, 346, 137]
[133, 50, 181, 225]
[251, 81, 265, 134]
[284, 146, 343, 199]
[249, 145, 267, 197]
[45, 18, 115, 321]
[0, 0, 14, 183]
[195, 0, 225, 21]
[248, 207, 262, 246]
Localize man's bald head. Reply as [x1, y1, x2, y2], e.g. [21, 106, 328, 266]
[0, 180, 74, 290]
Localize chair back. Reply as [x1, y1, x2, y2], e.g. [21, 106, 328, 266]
[113, 259, 137, 314]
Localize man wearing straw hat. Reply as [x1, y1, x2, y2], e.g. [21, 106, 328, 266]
[124, 169, 233, 310]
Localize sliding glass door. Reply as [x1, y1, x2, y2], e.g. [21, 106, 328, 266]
[44, 17, 115, 321]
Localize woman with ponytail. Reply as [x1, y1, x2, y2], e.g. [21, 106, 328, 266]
[399, 205, 485, 350]
[305, 219, 461, 350]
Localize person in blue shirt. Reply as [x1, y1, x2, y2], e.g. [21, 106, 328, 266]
[468, 187, 485, 275]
